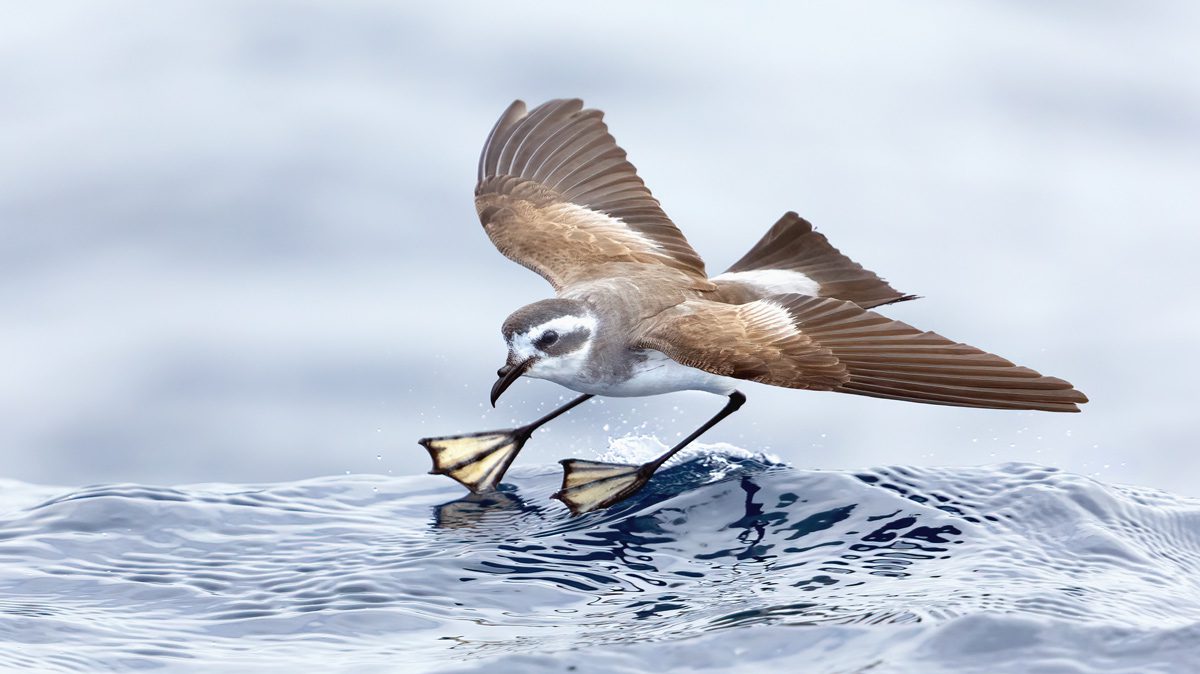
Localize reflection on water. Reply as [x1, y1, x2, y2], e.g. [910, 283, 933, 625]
[433, 488, 534, 530]
[0, 455, 1198, 671]
[433, 460, 970, 633]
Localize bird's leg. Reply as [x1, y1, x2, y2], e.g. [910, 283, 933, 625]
[552, 391, 747, 515]
[420, 394, 594, 493]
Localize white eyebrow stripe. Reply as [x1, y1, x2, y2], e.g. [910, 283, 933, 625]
[511, 315, 597, 359]
[529, 314, 598, 335]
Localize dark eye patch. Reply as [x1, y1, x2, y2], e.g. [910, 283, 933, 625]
[538, 328, 588, 356]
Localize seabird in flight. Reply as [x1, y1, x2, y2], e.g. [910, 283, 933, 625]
[419, 99, 1087, 515]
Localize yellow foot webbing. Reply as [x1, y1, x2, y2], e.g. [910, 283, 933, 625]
[420, 430, 525, 493]
[552, 459, 653, 515]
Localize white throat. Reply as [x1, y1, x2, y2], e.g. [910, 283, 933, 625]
[525, 340, 594, 383]
[510, 314, 597, 388]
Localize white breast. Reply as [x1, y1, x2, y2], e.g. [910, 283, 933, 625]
[581, 349, 738, 397]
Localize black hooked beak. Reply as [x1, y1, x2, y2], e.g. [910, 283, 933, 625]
[490, 357, 534, 407]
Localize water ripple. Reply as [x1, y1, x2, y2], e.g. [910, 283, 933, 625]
[0, 454, 1198, 672]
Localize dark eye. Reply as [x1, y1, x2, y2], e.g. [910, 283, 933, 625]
[538, 330, 559, 348]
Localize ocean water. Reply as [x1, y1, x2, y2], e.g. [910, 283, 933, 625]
[1, 446, 1199, 673]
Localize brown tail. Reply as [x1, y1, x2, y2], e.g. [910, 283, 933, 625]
[781, 294, 1088, 412]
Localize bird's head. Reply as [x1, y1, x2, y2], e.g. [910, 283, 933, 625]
[490, 298, 596, 406]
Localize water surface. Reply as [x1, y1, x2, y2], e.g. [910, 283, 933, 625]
[1, 451, 1198, 672]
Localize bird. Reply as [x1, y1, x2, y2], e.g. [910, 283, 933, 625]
[419, 98, 1087, 516]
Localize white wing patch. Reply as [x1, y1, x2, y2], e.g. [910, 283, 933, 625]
[712, 269, 820, 297]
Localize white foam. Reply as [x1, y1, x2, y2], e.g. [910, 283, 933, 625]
[599, 435, 782, 469]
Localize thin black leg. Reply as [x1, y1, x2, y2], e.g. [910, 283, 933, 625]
[516, 394, 594, 440]
[553, 391, 747, 515]
[646, 390, 746, 469]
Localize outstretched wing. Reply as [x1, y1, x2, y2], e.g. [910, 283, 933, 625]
[713, 211, 916, 309]
[636, 295, 1088, 412]
[475, 99, 707, 290]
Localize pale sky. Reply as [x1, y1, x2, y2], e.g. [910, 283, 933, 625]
[2, 2, 1198, 494]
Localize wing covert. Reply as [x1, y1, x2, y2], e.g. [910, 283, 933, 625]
[634, 299, 850, 390]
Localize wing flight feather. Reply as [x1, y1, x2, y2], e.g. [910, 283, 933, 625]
[638, 295, 1088, 412]
[476, 99, 707, 289]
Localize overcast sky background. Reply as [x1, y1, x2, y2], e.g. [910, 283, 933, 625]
[2, 2, 1198, 495]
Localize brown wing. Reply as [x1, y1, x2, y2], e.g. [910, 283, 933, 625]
[637, 295, 1088, 412]
[713, 212, 915, 309]
[633, 299, 851, 390]
[475, 99, 708, 290]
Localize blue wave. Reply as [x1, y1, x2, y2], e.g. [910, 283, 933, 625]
[0, 454, 1198, 672]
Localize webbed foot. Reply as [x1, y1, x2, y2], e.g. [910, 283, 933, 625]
[551, 459, 656, 515]
[419, 428, 530, 493]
